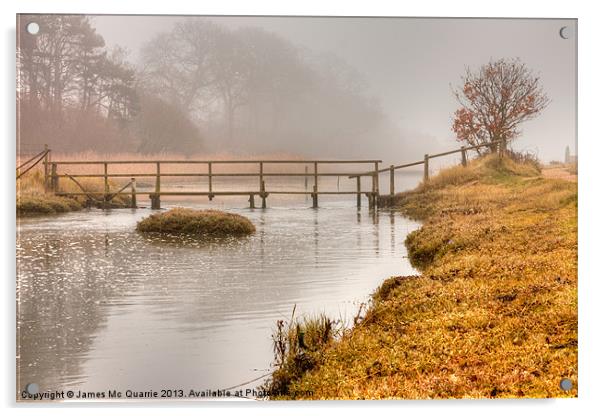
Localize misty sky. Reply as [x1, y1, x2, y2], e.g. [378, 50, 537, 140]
[93, 16, 576, 163]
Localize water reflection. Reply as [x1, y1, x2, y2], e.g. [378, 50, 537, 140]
[17, 199, 420, 399]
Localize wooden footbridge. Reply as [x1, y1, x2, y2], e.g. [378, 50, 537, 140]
[19, 139, 506, 210]
[45, 159, 385, 209]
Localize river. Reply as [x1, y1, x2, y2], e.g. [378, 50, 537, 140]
[16, 173, 421, 400]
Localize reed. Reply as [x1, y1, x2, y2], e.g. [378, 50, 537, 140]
[264, 309, 340, 398]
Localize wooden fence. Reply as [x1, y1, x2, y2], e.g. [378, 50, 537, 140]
[16, 144, 50, 181]
[20, 138, 507, 210]
[350, 138, 507, 197]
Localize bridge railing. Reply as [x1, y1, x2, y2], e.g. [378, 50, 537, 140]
[349, 138, 507, 196]
[47, 159, 383, 209]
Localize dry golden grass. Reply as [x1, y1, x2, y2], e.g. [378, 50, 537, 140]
[47, 150, 304, 162]
[18, 152, 373, 187]
[136, 208, 256, 237]
[17, 168, 82, 216]
[46, 151, 312, 179]
[16, 165, 130, 215]
[268, 155, 577, 399]
[17, 193, 83, 216]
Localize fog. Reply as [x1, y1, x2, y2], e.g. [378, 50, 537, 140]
[20, 15, 577, 164]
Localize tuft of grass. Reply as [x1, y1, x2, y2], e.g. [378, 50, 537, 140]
[271, 154, 577, 399]
[136, 208, 256, 237]
[264, 309, 340, 399]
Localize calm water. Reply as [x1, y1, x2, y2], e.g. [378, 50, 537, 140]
[16, 175, 421, 401]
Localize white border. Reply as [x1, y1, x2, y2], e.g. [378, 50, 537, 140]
[2, 1, 600, 415]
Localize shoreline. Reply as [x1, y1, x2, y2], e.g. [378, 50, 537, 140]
[267, 155, 578, 399]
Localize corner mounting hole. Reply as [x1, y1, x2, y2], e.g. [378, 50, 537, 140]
[559, 26, 572, 40]
[560, 378, 573, 391]
[26, 22, 40, 35]
[26, 383, 39, 395]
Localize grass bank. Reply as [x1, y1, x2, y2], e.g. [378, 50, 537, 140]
[17, 193, 83, 217]
[136, 208, 256, 237]
[267, 154, 577, 399]
[17, 168, 131, 216]
[17, 170, 83, 216]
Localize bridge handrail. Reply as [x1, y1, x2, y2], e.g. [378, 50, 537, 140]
[50, 159, 382, 165]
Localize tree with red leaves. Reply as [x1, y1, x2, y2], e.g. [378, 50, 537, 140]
[452, 58, 549, 154]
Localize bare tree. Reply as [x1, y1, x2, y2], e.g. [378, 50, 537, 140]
[452, 58, 549, 153]
[210, 30, 253, 143]
[139, 19, 223, 115]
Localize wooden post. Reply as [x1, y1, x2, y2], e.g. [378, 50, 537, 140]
[150, 195, 159, 209]
[312, 162, 318, 208]
[370, 162, 379, 209]
[261, 180, 267, 209]
[461, 146, 467, 167]
[155, 162, 161, 193]
[389, 165, 395, 196]
[130, 177, 137, 208]
[356, 176, 361, 208]
[103, 162, 109, 208]
[370, 171, 375, 209]
[374, 162, 380, 196]
[151, 162, 161, 210]
[258, 162, 266, 208]
[208, 162, 213, 200]
[51, 163, 58, 193]
[249, 194, 255, 209]
[423, 154, 430, 183]
[304, 165, 308, 192]
[43, 144, 49, 191]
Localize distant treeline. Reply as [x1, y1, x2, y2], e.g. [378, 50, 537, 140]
[17, 16, 397, 156]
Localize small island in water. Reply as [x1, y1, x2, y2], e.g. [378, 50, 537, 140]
[136, 208, 256, 237]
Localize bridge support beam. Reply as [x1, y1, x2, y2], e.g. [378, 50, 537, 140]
[367, 192, 380, 210]
[260, 181, 267, 208]
[130, 178, 137, 208]
[312, 185, 318, 208]
[150, 193, 161, 210]
[356, 177, 361, 208]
